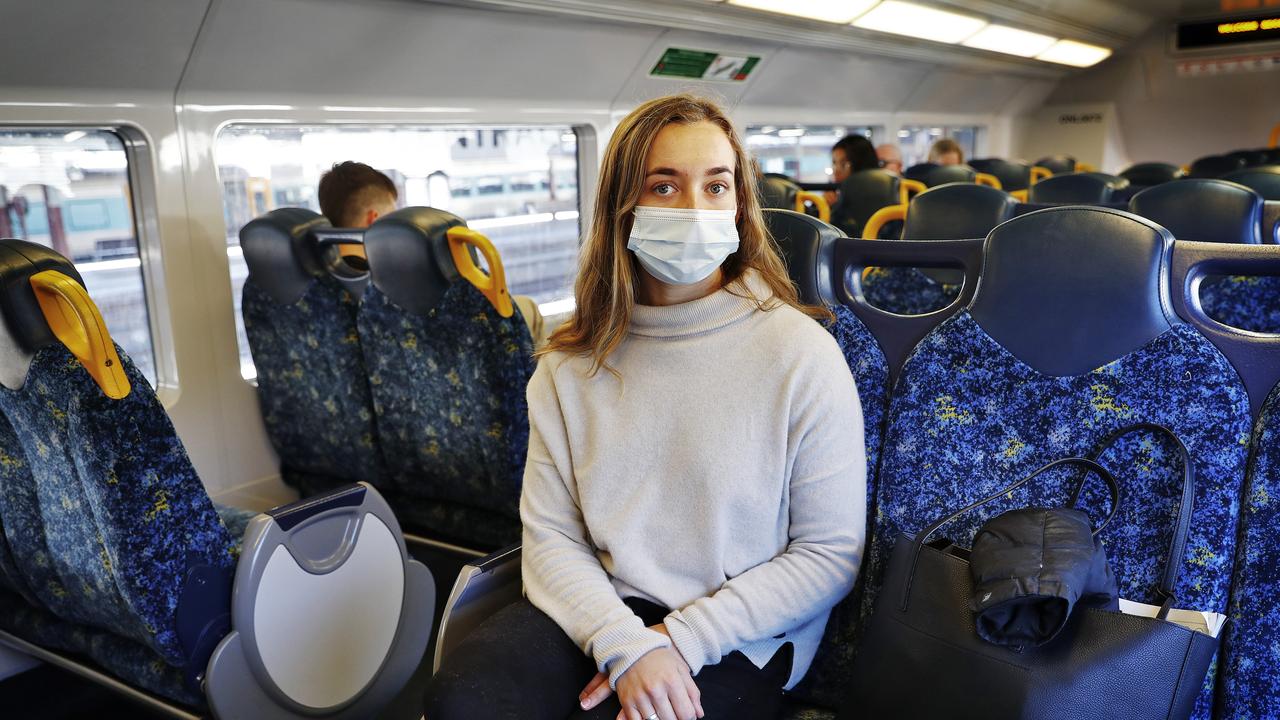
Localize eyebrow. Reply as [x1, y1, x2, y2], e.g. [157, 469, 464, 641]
[645, 166, 734, 178]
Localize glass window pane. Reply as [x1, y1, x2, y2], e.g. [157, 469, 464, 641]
[216, 124, 580, 380]
[0, 128, 155, 384]
[744, 125, 878, 184]
[898, 125, 982, 168]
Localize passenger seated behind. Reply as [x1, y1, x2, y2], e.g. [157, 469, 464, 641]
[928, 138, 964, 166]
[875, 143, 903, 175]
[320, 160, 546, 345]
[825, 134, 880, 206]
[424, 93, 866, 720]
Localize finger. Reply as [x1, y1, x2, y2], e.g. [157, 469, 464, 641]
[634, 694, 658, 720]
[682, 675, 704, 718]
[580, 673, 612, 709]
[667, 682, 697, 720]
[651, 691, 679, 720]
[618, 704, 643, 720]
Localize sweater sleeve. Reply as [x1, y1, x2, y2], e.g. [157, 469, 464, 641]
[662, 338, 867, 675]
[520, 360, 671, 687]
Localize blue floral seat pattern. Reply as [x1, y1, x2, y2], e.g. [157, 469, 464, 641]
[1200, 275, 1280, 335]
[789, 304, 889, 709]
[861, 267, 961, 316]
[867, 313, 1249, 720]
[0, 345, 239, 667]
[357, 281, 535, 548]
[1218, 385, 1280, 719]
[242, 277, 384, 488]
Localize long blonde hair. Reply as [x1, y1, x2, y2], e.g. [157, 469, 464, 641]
[543, 93, 827, 372]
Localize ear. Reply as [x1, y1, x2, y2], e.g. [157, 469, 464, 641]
[29, 270, 131, 399]
[364, 208, 380, 227]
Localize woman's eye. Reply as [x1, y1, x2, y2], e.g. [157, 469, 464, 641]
[708, 182, 730, 195]
[653, 183, 675, 195]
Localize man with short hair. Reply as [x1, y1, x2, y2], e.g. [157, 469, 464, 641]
[875, 144, 903, 175]
[318, 161, 398, 229]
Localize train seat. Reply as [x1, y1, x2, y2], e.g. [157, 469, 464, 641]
[1027, 171, 1118, 204]
[920, 164, 976, 187]
[1033, 154, 1076, 175]
[759, 173, 799, 211]
[0, 239, 433, 717]
[1120, 161, 1184, 187]
[1188, 153, 1247, 179]
[867, 208, 1251, 720]
[863, 183, 1015, 315]
[1129, 179, 1279, 333]
[902, 162, 939, 183]
[1225, 148, 1270, 168]
[831, 169, 901, 238]
[240, 208, 383, 497]
[969, 158, 1032, 192]
[357, 207, 535, 550]
[1223, 165, 1280, 200]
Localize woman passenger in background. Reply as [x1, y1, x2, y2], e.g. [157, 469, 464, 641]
[424, 93, 866, 720]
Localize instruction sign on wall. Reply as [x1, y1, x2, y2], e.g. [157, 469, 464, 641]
[650, 48, 760, 82]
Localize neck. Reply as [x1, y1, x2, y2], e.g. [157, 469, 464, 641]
[635, 266, 725, 306]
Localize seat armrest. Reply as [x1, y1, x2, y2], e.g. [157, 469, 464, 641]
[434, 543, 523, 673]
[205, 483, 435, 719]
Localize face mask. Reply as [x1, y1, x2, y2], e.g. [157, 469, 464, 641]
[626, 206, 740, 286]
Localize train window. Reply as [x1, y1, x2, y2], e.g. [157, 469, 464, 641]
[745, 125, 879, 183]
[216, 124, 581, 380]
[897, 125, 982, 167]
[0, 128, 156, 384]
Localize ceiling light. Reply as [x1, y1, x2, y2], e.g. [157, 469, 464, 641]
[778, 128, 806, 137]
[852, 1, 986, 44]
[1036, 39, 1112, 67]
[727, 0, 880, 24]
[962, 24, 1057, 57]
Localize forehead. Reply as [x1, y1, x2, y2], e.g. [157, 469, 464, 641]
[645, 121, 735, 170]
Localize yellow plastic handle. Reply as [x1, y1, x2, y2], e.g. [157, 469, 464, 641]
[1269, 122, 1279, 148]
[1076, 162, 1097, 173]
[863, 204, 907, 240]
[794, 191, 831, 223]
[1010, 189, 1029, 202]
[1030, 166, 1053, 185]
[446, 226, 514, 318]
[899, 179, 926, 207]
[29, 270, 130, 400]
[974, 173, 1003, 190]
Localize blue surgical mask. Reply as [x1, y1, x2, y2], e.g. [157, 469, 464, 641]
[626, 206, 740, 286]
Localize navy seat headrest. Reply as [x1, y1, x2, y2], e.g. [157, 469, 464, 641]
[905, 184, 1017, 285]
[904, 163, 939, 183]
[970, 207, 1176, 377]
[1034, 155, 1076, 175]
[759, 174, 800, 211]
[923, 165, 977, 188]
[1028, 172, 1115, 204]
[1222, 166, 1280, 201]
[364, 206, 468, 315]
[240, 208, 370, 305]
[1128, 179, 1262, 244]
[838, 169, 901, 229]
[969, 159, 1031, 192]
[1226, 149, 1270, 168]
[0, 239, 84, 352]
[764, 209, 840, 306]
[1120, 162, 1183, 187]
[1188, 154, 1247, 179]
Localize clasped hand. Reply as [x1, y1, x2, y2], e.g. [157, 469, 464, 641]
[578, 624, 705, 720]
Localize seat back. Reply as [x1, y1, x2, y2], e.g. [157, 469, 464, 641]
[969, 158, 1031, 191]
[1120, 162, 1184, 187]
[832, 169, 901, 238]
[357, 207, 535, 548]
[921, 164, 976, 187]
[759, 173, 799, 211]
[1033, 154, 1076, 175]
[903, 162, 938, 183]
[240, 208, 384, 494]
[1129, 179, 1263, 244]
[1027, 172, 1116, 204]
[1223, 165, 1280, 201]
[868, 208, 1251, 720]
[1226, 149, 1270, 168]
[0, 240, 238, 685]
[1189, 154, 1247, 179]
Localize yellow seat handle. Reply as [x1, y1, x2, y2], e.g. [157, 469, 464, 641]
[1030, 166, 1053, 185]
[1269, 122, 1279, 148]
[1010, 189, 1029, 202]
[1075, 162, 1097, 173]
[863, 204, 907, 241]
[446, 226, 514, 318]
[899, 179, 926, 207]
[974, 173, 1003, 190]
[794, 191, 831, 223]
[29, 270, 130, 400]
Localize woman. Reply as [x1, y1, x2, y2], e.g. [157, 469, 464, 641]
[928, 137, 965, 165]
[425, 93, 866, 720]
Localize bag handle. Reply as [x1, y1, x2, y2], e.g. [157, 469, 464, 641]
[898, 457, 1120, 612]
[1079, 422, 1194, 616]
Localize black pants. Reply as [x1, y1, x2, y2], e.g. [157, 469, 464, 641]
[424, 598, 793, 720]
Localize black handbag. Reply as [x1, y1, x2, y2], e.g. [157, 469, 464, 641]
[843, 424, 1219, 720]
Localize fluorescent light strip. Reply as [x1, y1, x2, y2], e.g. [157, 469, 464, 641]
[727, 0, 880, 24]
[962, 24, 1057, 57]
[1036, 39, 1112, 67]
[852, 1, 986, 44]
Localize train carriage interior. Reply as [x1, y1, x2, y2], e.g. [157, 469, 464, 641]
[1, 0, 1279, 718]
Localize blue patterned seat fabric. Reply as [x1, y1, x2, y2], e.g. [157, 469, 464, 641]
[786, 304, 889, 709]
[0, 344, 241, 699]
[1218, 385, 1280, 718]
[1200, 275, 1280, 335]
[861, 267, 960, 316]
[357, 280, 535, 548]
[865, 312, 1250, 720]
[243, 274, 384, 493]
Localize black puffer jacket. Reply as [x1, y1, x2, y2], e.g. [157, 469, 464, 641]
[969, 507, 1118, 650]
